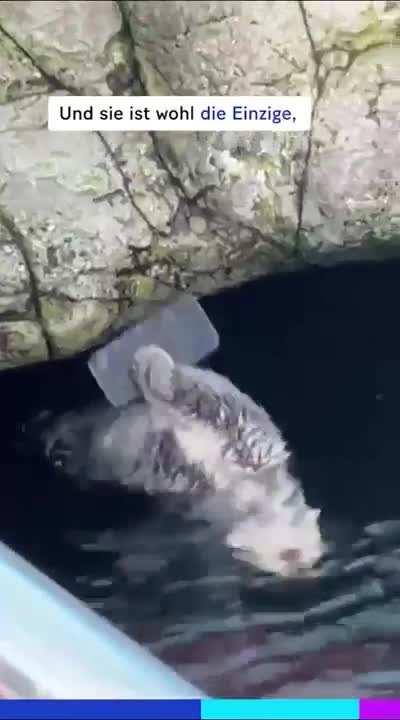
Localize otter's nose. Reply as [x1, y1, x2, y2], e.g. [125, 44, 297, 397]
[279, 548, 302, 566]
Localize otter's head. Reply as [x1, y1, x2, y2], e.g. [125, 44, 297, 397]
[226, 506, 325, 577]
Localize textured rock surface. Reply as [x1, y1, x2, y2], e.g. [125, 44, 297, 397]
[0, 1, 399, 368]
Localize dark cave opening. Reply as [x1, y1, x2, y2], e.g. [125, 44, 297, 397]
[202, 259, 400, 525]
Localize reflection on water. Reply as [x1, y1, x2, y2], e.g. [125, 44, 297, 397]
[3, 261, 400, 696]
[39, 509, 400, 698]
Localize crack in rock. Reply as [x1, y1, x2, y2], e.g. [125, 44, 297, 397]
[0, 18, 160, 236]
[295, 1, 326, 255]
[116, 1, 192, 200]
[0, 206, 54, 358]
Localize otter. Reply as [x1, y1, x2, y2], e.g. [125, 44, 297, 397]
[45, 345, 325, 577]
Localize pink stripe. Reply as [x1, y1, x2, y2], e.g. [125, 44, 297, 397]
[361, 699, 400, 720]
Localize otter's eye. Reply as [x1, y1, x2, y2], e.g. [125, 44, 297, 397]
[283, 486, 303, 508]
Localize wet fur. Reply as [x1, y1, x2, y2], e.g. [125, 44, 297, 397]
[44, 346, 325, 576]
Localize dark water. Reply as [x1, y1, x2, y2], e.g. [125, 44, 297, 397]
[3, 260, 400, 697]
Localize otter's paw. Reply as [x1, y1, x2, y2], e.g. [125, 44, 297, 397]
[131, 345, 175, 403]
[222, 428, 289, 472]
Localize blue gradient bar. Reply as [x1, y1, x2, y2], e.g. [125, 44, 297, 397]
[0, 700, 201, 720]
[201, 699, 360, 720]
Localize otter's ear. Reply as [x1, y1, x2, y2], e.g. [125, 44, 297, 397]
[307, 509, 321, 524]
[88, 296, 219, 407]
